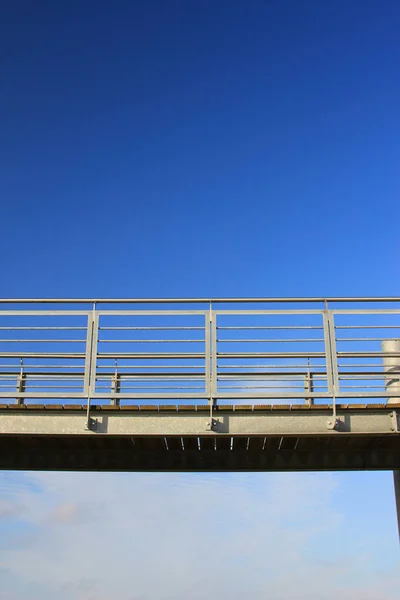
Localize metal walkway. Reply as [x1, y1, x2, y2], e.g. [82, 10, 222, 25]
[0, 297, 399, 472]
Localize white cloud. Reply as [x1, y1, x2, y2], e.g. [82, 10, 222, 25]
[47, 502, 90, 524]
[0, 470, 398, 599]
[0, 500, 26, 520]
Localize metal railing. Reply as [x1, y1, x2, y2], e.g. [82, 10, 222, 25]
[0, 298, 399, 410]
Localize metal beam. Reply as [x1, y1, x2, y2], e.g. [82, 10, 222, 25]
[0, 407, 399, 472]
[0, 406, 398, 436]
[1, 297, 400, 304]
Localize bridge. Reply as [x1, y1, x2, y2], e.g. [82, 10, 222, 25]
[1, 297, 400, 533]
[0, 296, 399, 472]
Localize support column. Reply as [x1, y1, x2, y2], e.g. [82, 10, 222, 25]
[382, 339, 400, 541]
[394, 470, 400, 540]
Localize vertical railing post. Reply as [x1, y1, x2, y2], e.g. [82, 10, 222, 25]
[111, 360, 120, 406]
[211, 307, 217, 402]
[323, 307, 339, 429]
[305, 359, 314, 406]
[328, 310, 339, 401]
[85, 304, 99, 430]
[205, 309, 211, 403]
[84, 315, 94, 399]
[206, 305, 217, 430]
[16, 359, 25, 406]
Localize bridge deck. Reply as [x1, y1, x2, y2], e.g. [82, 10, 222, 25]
[1, 403, 399, 471]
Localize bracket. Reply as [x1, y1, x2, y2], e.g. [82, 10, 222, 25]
[206, 418, 218, 431]
[327, 418, 340, 431]
[86, 417, 97, 431]
[391, 411, 399, 433]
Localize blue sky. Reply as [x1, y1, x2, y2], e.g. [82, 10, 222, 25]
[1, 0, 399, 298]
[0, 1, 399, 597]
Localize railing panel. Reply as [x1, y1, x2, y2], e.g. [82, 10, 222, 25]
[0, 311, 91, 402]
[92, 311, 209, 404]
[213, 310, 331, 402]
[0, 300, 399, 406]
[331, 310, 400, 400]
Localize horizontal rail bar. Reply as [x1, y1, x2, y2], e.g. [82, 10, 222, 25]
[215, 391, 400, 398]
[217, 326, 324, 330]
[0, 311, 91, 316]
[213, 310, 325, 315]
[0, 339, 86, 343]
[97, 353, 206, 359]
[95, 376, 205, 381]
[336, 325, 400, 329]
[217, 364, 327, 369]
[96, 364, 205, 369]
[97, 339, 205, 343]
[0, 372, 394, 382]
[95, 385, 205, 390]
[338, 385, 387, 389]
[0, 353, 86, 358]
[97, 310, 208, 316]
[1, 297, 400, 303]
[336, 338, 400, 342]
[0, 374, 85, 379]
[87, 392, 209, 399]
[1, 390, 399, 399]
[1, 370, 396, 380]
[331, 310, 400, 314]
[216, 375, 327, 380]
[0, 392, 87, 398]
[217, 338, 325, 343]
[0, 327, 87, 331]
[216, 352, 326, 358]
[11, 385, 84, 389]
[99, 327, 204, 331]
[0, 365, 85, 370]
[218, 384, 307, 389]
[0, 404, 397, 411]
[4, 371, 377, 379]
[338, 352, 400, 358]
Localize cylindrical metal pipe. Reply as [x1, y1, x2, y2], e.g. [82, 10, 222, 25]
[381, 339, 400, 404]
[0, 296, 399, 304]
[394, 470, 400, 541]
[382, 340, 400, 542]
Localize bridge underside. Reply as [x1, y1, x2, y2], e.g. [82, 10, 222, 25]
[1, 433, 400, 472]
[1, 404, 399, 471]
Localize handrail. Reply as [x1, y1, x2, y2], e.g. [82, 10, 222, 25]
[0, 297, 399, 304]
